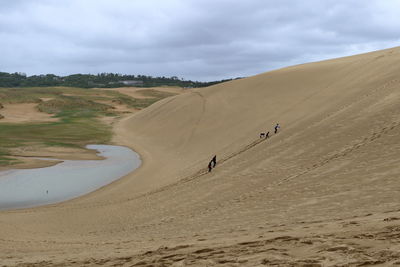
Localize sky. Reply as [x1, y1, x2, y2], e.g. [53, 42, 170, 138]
[0, 0, 399, 81]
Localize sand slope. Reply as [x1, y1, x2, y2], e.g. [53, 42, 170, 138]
[2, 47, 400, 266]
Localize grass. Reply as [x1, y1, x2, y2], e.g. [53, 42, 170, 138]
[37, 95, 112, 117]
[0, 118, 112, 167]
[0, 86, 177, 166]
[135, 89, 176, 98]
[0, 150, 19, 166]
[115, 89, 176, 109]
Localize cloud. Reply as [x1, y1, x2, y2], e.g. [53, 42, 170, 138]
[0, 0, 399, 81]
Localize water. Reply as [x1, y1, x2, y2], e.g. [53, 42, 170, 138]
[0, 145, 141, 210]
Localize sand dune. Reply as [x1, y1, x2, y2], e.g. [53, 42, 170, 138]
[1, 47, 400, 266]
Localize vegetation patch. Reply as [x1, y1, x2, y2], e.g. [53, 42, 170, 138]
[38, 96, 112, 117]
[135, 89, 176, 98]
[115, 89, 176, 109]
[0, 86, 176, 166]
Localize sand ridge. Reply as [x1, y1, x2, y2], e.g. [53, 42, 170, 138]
[1, 47, 400, 266]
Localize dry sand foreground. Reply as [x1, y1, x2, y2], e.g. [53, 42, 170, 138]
[2, 47, 400, 266]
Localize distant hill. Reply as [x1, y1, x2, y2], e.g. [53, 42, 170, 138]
[0, 72, 240, 88]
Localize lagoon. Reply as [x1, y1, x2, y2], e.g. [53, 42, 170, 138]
[0, 145, 141, 210]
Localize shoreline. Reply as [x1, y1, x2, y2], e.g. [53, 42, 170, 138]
[0, 144, 141, 211]
[0, 104, 163, 213]
[0, 146, 104, 171]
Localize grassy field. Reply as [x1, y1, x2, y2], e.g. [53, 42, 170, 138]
[0, 87, 176, 166]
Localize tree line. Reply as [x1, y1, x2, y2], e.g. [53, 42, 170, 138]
[0, 72, 239, 88]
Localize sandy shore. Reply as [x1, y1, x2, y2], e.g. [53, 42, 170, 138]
[0, 145, 103, 171]
[1, 47, 400, 266]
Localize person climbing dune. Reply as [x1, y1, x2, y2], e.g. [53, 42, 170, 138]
[274, 123, 280, 134]
[212, 155, 217, 168]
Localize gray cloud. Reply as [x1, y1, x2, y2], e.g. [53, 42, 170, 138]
[0, 0, 399, 81]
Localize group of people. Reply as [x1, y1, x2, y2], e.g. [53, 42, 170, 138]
[260, 123, 280, 139]
[207, 123, 281, 173]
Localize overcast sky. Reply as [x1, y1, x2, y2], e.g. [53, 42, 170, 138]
[1, 0, 399, 81]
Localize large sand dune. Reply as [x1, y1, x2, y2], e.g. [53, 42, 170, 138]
[2, 47, 400, 266]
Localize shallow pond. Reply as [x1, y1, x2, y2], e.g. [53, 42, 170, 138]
[0, 145, 141, 210]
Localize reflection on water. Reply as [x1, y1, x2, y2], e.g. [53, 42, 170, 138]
[0, 145, 141, 210]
